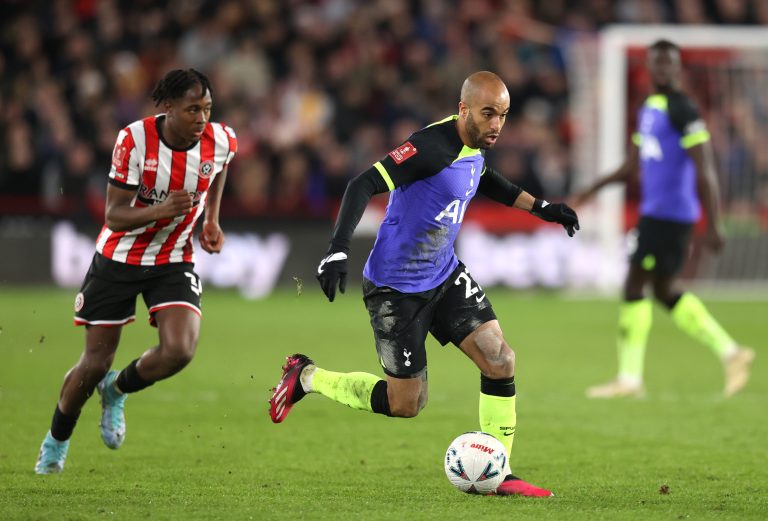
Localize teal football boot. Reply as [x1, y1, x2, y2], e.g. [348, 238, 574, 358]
[34, 431, 70, 474]
[96, 370, 127, 449]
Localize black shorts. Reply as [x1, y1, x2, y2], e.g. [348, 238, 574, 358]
[629, 216, 693, 276]
[362, 262, 497, 379]
[74, 253, 202, 328]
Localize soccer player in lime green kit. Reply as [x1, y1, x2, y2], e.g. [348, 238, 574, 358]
[573, 40, 754, 398]
[269, 71, 580, 497]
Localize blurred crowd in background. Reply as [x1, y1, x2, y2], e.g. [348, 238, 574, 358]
[2, 0, 768, 224]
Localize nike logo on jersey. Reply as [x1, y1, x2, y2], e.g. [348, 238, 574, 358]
[475, 294, 486, 303]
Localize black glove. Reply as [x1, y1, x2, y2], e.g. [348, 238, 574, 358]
[316, 251, 348, 302]
[531, 199, 580, 237]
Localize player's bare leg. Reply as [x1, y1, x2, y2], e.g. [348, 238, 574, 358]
[135, 307, 200, 382]
[61, 326, 122, 413]
[35, 326, 121, 473]
[98, 307, 200, 449]
[460, 320, 553, 497]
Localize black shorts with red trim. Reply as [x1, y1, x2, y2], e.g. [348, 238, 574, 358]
[74, 253, 202, 328]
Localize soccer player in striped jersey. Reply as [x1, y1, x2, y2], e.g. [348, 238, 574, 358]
[35, 69, 237, 474]
[573, 40, 754, 399]
[269, 71, 580, 497]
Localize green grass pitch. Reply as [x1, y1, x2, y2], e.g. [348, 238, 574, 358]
[0, 287, 766, 520]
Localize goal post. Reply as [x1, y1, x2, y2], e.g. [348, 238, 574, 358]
[568, 25, 768, 294]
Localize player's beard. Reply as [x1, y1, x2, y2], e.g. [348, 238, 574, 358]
[466, 111, 487, 149]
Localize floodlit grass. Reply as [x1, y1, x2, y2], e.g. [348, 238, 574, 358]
[1, 287, 765, 520]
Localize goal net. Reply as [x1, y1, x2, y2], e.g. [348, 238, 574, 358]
[568, 25, 768, 294]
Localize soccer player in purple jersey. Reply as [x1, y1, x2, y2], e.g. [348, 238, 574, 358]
[573, 40, 754, 399]
[269, 71, 580, 497]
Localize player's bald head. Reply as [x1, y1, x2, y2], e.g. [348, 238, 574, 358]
[457, 71, 510, 149]
[460, 71, 509, 106]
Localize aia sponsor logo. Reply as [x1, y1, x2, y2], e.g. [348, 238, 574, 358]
[112, 145, 127, 169]
[388, 141, 418, 164]
[143, 157, 158, 172]
[199, 160, 214, 179]
[74, 292, 84, 312]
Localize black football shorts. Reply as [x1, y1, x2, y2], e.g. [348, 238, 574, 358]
[362, 262, 497, 379]
[74, 253, 202, 327]
[629, 216, 694, 276]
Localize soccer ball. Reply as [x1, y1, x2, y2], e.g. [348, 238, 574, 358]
[444, 431, 507, 494]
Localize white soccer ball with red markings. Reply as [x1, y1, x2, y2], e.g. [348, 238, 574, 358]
[444, 431, 507, 494]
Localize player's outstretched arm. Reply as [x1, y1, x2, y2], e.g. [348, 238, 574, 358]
[477, 167, 579, 236]
[105, 184, 192, 232]
[317, 168, 390, 302]
[570, 145, 639, 207]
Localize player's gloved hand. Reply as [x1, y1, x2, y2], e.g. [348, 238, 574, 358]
[531, 199, 580, 237]
[317, 250, 348, 302]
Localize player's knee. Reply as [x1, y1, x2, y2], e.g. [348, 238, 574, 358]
[169, 346, 196, 369]
[485, 347, 515, 379]
[70, 359, 110, 384]
[653, 291, 668, 307]
[84, 338, 119, 364]
[81, 350, 116, 377]
[388, 394, 424, 418]
[652, 286, 679, 309]
[418, 386, 428, 411]
[623, 274, 646, 300]
[390, 401, 422, 418]
[160, 337, 198, 370]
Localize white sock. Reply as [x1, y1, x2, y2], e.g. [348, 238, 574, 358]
[617, 374, 642, 387]
[721, 344, 739, 362]
[300, 365, 317, 393]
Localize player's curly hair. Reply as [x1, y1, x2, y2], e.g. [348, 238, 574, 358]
[151, 69, 212, 106]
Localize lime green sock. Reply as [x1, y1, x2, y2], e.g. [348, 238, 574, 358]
[617, 299, 653, 383]
[309, 368, 382, 412]
[670, 293, 737, 359]
[479, 393, 516, 457]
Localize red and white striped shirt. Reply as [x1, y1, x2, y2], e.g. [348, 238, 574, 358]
[96, 115, 237, 266]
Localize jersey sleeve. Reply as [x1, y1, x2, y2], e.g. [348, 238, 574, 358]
[669, 94, 710, 149]
[108, 128, 140, 188]
[223, 124, 237, 165]
[371, 131, 450, 191]
[477, 166, 523, 206]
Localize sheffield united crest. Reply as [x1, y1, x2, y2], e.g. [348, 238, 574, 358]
[74, 292, 85, 312]
[199, 160, 214, 179]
